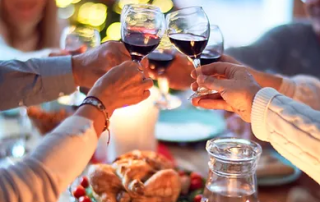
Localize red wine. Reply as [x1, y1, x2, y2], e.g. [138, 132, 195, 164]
[169, 33, 208, 59]
[148, 52, 174, 73]
[123, 32, 160, 61]
[200, 51, 221, 65]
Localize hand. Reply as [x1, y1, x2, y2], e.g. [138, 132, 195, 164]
[148, 51, 195, 90]
[72, 41, 131, 88]
[191, 62, 261, 122]
[48, 50, 70, 57]
[88, 61, 153, 116]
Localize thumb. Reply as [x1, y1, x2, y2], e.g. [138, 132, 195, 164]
[197, 75, 229, 92]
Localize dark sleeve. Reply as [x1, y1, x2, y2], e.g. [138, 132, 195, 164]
[0, 56, 76, 110]
[225, 25, 289, 73]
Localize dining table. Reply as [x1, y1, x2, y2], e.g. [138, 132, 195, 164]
[0, 107, 319, 202]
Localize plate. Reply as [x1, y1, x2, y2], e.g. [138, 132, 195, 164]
[258, 151, 302, 186]
[155, 108, 226, 142]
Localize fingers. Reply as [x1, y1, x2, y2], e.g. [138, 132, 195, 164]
[141, 78, 154, 89]
[191, 82, 198, 91]
[193, 98, 234, 111]
[196, 75, 230, 92]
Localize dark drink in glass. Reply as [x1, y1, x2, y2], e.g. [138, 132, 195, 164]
[169, 33, 208, 59]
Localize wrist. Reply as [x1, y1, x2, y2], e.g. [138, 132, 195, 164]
[71, 55, 82, 87]
[254, 70, 283, 91]
[75, 105, 105, 136]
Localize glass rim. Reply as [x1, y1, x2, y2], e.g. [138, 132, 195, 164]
[166, 6, 204, 18]
[206, 137, 262, 162]
[122, 3, 162, 12]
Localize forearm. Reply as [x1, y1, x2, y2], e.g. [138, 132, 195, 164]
[0, 105, 107, 202]
[0, 56, 76, 110]
[251, 88, 320, 184]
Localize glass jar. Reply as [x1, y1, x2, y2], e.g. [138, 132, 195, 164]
[201, 137, 262, 202]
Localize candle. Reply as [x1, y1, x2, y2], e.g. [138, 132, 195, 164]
[104, 87, 160, 162]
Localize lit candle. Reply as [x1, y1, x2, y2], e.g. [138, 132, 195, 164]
[104, 87, 160, 162]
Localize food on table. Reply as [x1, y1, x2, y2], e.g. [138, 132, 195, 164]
[71, 150, 207, 202]
[73, 185, 86, 199]
[89, 150, 181, 202]
[27, 106, 70, 135]
[256, 153, 295, 178]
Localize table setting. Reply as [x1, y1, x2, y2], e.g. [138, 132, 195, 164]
[0, 3, 319, 202]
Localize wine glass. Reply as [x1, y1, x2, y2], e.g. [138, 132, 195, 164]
[121, 4, 165, 70]
[201, 25, 224, 65]
[59, 26, 101, 106]
[148, 36, 182, 110]
[60, 26, 100, 55]
[166, 6, 213, 99]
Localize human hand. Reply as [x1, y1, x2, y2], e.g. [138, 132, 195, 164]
[148, 51, 195, 90]
[48, 49, 70, 57]
[88, 61, 153, 116]
[191, 62, 261, 122]
[72, 41, 131, 88]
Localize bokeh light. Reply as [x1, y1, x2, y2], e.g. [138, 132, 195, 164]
[106, 22, 121, 41]
[72, 0, 81, 3]
[78, 3, 107, 27]
[56, 0, 73, 8]
[152, 0, 173, 13]
[118, 0, 139, 9]
[58, 5, 75, 19]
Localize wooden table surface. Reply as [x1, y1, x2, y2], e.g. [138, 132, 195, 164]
[166, 142, 320, 202]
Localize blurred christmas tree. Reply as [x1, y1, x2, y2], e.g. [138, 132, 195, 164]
[56, 0, 174, 43]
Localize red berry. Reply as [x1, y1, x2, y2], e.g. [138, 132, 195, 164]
[80, 176, 89, 188]
[194, 194, 202, 202]
[178, 170, 186, 176]
[73, 185, 86, 199]
[190, 178, 204, 191]
[190, 172, 202, 180]
[79, 196, 92, 202]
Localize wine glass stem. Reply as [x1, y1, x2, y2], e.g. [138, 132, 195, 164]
[132, 59, 144, 72]
[158, 75, 169, 102]
[192, 58, 208, 94]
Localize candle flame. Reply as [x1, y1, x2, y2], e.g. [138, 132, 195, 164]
[144, 36, 150, 45]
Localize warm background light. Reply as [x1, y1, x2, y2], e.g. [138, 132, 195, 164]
[106, 22, 121, 41]
[152, 0, 173, 13]
[56, 0, 73, 8]
[78, 3, 107, 27]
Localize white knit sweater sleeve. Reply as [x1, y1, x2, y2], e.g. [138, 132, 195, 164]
[251, 87, 320, 184]
[278, 75, 320, 110]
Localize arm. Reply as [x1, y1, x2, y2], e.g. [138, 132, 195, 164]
[0, 61, 153, 202]
[0, 106, 103, 202]
[0, 56, 76, 110]
[251, 88, 320, 184]
[225, 26, 286, 73]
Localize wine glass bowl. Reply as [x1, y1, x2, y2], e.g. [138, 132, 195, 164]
[166, 7, 213, 99]
[60, 26, 100, 55]
[121, 4, 165, 63]
[201, 25, 224, 65]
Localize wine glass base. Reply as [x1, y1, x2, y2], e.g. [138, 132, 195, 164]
[188, 90, 219, 100]
[155, 95, 182, 110]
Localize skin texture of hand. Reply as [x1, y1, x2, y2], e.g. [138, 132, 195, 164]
[88, 61, 153, 116]
[72, 41, 131, 88]
[191, 62, 261, 122]
[148, 51, 195, 90]
[76, 61, 153, 135]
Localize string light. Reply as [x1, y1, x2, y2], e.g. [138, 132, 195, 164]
[78, 3, 107, 27]
[106, 22, 121, 41]
[58, 5, 75, 19]
[56, 0, 73, 8]
[72, 0, 81, 3]
[152, 0, 173, 13]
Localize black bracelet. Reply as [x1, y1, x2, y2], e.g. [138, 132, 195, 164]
[79, 96, 110, 134]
